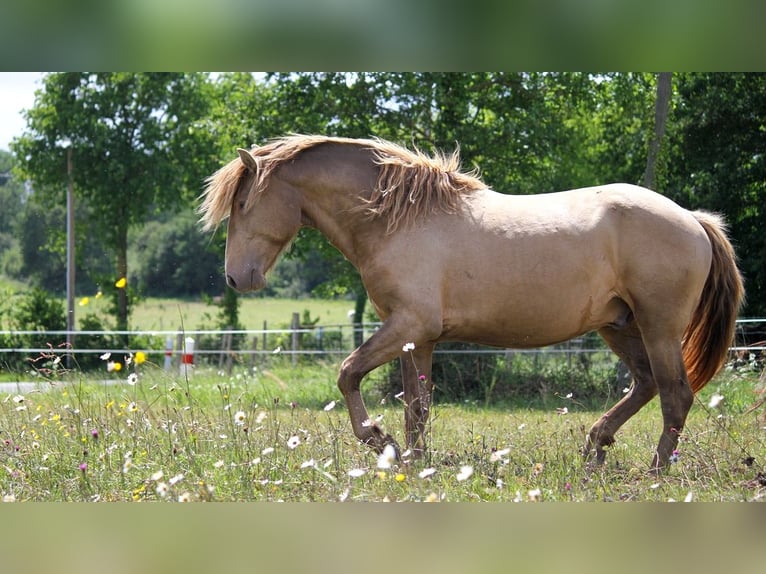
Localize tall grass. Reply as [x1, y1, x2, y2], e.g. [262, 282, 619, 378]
[2, 347, 764, 502]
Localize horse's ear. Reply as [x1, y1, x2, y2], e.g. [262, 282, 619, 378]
[237, 148, 258, 173]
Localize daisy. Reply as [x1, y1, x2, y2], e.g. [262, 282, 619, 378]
[127, 373, 138, 386]
[287, 435, 301, 449]
[155, 482, 169, 497]
[402, 342, 415, 352]
[708, 393, 724, 409]
[418, 467, 436, 479]
[490, 448, 511, 463]
[323, 400, 336, 412]
[233, 410, 246, 426]
[456, 465, 473, 481]
[377, 444, 397, 469]
[178, 492, 192, 503]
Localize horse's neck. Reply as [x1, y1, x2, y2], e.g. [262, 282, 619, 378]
[289, 153, 377, 265]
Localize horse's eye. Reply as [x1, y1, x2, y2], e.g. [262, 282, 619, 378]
[238, 200, 246, 210]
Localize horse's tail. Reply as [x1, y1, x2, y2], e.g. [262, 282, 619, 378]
[683, 211, 745, 393]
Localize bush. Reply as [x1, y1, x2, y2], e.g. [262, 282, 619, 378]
[381, 336, 622, 408]
[0, 288, 66, 372]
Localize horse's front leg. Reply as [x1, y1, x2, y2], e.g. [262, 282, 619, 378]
[400, 342, 434, 459]
[337, 317, 424, 456]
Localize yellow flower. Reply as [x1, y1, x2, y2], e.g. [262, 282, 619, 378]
[95, 290, 103, 299]
[134, 351, 146, 365]
[115, 277, 127, 289]
[79, 297, 89, 306]
[106, 361, 122, 373]
[395, 473, 406, 482]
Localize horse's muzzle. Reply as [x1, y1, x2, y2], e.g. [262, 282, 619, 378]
[226, 268, 266, 292]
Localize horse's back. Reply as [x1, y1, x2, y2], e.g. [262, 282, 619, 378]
[370, 183, 713, 348]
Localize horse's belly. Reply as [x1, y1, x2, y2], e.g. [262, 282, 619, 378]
[439, 256, 621, 348]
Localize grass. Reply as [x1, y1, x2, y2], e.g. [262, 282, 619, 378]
[1, 350, 764, 502]
[130, 296, 358, 332]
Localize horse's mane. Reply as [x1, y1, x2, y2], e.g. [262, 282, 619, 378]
[198, 135, 485, 232]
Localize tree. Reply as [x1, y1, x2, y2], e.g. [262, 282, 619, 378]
[642, 72, 673, 189]
[12, 73, 218, 334]
[663, 73, 766, 315]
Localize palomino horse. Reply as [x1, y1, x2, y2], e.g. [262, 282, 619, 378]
[199, 135, 744, 470]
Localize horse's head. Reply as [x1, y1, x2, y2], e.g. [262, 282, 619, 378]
[223, 148, 303, 292]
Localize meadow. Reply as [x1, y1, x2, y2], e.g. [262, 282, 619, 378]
[89, 294, 358, 332]
[1, 348, 764, 503]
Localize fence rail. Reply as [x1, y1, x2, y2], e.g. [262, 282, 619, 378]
[1, 318, 764, 368]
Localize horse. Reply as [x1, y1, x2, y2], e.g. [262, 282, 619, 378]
[199, 134, 744, 471]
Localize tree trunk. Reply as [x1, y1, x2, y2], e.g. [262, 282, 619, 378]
[116, 229, 129, 346]
[643, 72, 672, 190]
[353, 292, 366, 348]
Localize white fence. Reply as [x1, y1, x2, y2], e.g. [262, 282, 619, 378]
[1, 318, 764, 369]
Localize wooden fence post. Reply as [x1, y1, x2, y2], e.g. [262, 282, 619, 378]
[291, 312, 299, 366]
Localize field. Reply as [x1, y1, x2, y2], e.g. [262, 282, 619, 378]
[87, 295, 358, 331]
[1, 349, 764, 502]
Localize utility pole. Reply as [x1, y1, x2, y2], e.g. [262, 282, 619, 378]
[65, 143, 75, 366]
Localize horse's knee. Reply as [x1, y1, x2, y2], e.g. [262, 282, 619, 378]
[337, 358, 362, 395]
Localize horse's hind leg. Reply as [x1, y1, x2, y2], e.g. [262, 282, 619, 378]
[585, 323, 658, 464]
[641, 331, 694, 471]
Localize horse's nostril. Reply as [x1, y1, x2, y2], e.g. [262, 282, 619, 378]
[226, 275, 237, 288]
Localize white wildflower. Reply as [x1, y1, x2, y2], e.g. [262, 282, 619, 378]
[708, 393, 724, 409]
[490, 448, 511, 463]
[287, 435, 301, 449]
[456, 465, 474, 482]
[233, 410, 246, 425]
[418, 467, 436, 479]
[377, 444, 397, 469]
[323, 400, 336, 412]
[402, 342, 415, 352]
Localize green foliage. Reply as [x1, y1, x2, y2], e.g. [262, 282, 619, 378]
[0, 288, 66, 371]
[384, 337, 620, 409]
[130, 212, 226, 297]
[11, 73, 219, 330]
[663, 73, 766, 315]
